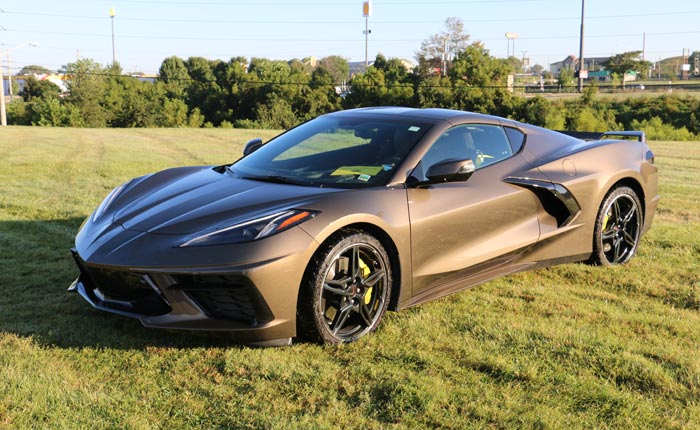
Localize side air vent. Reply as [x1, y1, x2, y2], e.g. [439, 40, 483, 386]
[503, 178, 581, 227]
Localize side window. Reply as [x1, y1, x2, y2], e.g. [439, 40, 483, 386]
[469, 124, 513, 168]
[419, 124, 514, 173]
[419, 125, 477, 171]
[504, 127, 526, 154]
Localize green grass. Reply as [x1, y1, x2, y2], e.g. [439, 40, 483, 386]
[1, 127, 699, 429]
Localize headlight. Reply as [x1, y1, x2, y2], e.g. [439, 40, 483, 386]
[179, 209, 319, 247]
[92, 182, 128, 223]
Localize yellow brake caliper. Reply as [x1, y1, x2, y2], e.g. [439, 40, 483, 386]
[359, 258, 373, 305]
[604, 210, 611, 230]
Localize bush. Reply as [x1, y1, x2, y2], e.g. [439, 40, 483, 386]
[233, 119, 261, 129]
[630, 116, 697, 141]
[28, 99, 84, 127]
[6, 101, 30, 125]
[187, 108, 205, 128]
[566, 106, 618, 132]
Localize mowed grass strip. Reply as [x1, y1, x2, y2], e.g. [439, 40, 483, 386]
[0, 126, 699, 430]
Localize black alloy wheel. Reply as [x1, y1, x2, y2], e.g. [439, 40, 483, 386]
[590, 186, 642, 266]
[298, 230, 392, 344]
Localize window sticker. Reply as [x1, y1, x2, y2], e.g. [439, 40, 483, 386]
[408, 126, 421, 132]
[357, 174, 371, 182]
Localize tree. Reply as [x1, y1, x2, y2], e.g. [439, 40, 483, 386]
[531, 64, 545, 75]
[602, 51, 652, 89]
[158, 56, 189, 98]
[184, 57, 222, 124]
[21, 75, 61, 101]
[417, 75, 454, 108]
[344, 66, 388, 108]
[318, 56, 350, 84]
[18, 65, 51, 75]
[448, 43, 513, 115]
[504, 56, 523, 74]
[372, 54, 415, 106]
[62, 58, 111, 127]
[558, 68, 575, 91]
[415, 17, 470, 75]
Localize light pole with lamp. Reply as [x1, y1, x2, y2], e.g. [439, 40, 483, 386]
[110, 7, 116, 64]
[362, 1, 371, 68]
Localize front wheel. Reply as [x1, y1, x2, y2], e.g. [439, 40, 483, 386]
[298, 230, 392, 344]
[590, 186, 643, 266]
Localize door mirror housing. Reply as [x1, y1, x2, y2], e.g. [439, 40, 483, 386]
[409, 158, 475, 187]
[243, 138, 264, 156]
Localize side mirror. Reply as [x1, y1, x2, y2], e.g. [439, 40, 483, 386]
[243, 138, 264, 156]
[414, 158, 475, 186]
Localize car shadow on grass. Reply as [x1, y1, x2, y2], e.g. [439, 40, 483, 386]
[0, 217, 258, 351]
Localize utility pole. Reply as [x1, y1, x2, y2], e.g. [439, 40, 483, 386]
[577, 0, 585, 92]
[0, 57, 6, 126]
[6, 51, 11, 98]
[442, 37, 448, 76]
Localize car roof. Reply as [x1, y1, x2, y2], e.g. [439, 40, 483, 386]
[326, 107, 504, 124]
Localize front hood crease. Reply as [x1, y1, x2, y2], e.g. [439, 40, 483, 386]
[110, 167, 342, 235]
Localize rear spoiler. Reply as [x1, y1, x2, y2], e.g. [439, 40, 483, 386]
[557, 130, 646, 143]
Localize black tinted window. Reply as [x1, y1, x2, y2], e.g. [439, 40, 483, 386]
[504, 127, 526, 153]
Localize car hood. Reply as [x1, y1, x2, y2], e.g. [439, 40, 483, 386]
[109, 166, 343, 235]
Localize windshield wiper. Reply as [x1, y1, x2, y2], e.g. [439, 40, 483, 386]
[240, 175, 312, 186]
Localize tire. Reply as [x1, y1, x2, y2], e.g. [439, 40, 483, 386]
[589, 186, 643, 266]
[298, 230, 392, 344]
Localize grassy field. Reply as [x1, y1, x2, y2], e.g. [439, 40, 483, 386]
[0, 127, 699, 429]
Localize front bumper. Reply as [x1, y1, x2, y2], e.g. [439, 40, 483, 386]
[68, 228, 317, 343]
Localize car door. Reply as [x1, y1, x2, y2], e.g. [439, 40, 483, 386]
[407, 123, 541, 298]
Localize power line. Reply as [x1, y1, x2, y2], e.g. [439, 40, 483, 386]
[4, 8, 700, 25]
[6, 26, 700, 44]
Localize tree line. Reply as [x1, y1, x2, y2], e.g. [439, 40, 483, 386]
[7, 19, 700, 140]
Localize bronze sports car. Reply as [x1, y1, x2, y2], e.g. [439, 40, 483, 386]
[69, 107, 659, 345]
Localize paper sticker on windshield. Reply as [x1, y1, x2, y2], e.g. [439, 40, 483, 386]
[357, 174, 371, 182]
[408, 126, 421, 132]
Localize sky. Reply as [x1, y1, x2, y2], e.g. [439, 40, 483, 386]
[0, 0, 698, 75]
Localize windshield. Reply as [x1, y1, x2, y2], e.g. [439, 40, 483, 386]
[231, 115, 433, 188]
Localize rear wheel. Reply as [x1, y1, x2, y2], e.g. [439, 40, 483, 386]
[298, 230, 392, 344]
[590, 186, 642, 266]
